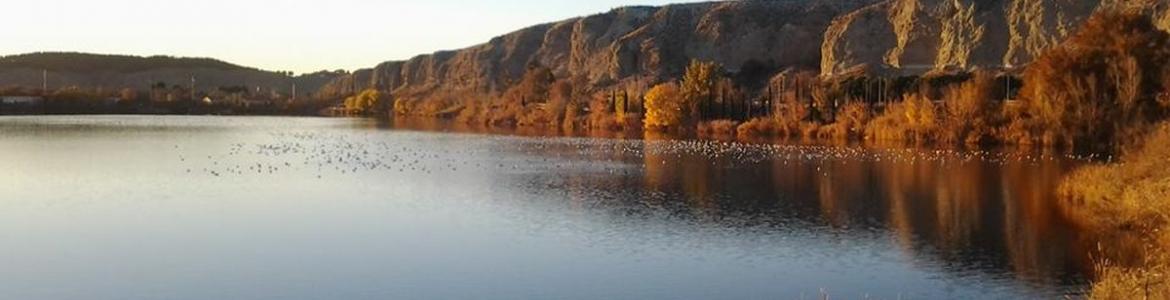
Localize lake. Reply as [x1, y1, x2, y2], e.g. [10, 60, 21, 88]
[0, 116, 1096, 299]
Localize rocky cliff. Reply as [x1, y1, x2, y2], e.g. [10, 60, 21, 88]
[319, 0, 882, 102]
[323, 0, 1170, 110]
[822, 0, 1170, 76]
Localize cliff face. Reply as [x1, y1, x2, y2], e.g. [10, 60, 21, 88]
[821, 0, 1170, 76]
[319, 0, 882, 101]
[322, 0, 1170, 107]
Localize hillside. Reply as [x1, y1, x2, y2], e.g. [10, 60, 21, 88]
[0, 52, 343, 98]
[320, 0, 1170, 111]
[318, 0, 884, 102]
[0, 53, 256, 73]
[821, 0, 1170, 76]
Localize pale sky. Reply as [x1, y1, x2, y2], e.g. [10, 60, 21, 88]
[2, 0, 708, 74]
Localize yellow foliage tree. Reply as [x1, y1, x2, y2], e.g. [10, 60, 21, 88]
[681, 59, 720, 120]
[344, 88, 389, 114]
[903, 93, 938, 136]
[644, 82, 683, 129]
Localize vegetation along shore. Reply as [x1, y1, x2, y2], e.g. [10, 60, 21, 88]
[1, 1, 1167, 296]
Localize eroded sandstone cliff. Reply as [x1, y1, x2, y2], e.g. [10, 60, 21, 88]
[822, 0, 1170, 76]
[321, 0, 1170, 112]
[319, 1, 881, 107]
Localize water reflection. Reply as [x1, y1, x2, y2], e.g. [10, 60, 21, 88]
[388, 117, 1097, 290]
[0, 116, 1102, 299]
[493, 124, 1096, 294]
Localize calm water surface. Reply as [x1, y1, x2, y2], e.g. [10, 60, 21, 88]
[0, 116, 1096, 299]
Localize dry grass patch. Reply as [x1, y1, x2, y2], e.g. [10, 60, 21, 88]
[1060, 123, 1170, 298]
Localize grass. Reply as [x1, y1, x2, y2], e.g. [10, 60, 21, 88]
[1059, 122, 1170, 298]
[1060, 123, 1170, 231]
[817, 102, 870, 140]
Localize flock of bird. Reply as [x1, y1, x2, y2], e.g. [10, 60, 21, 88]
[176, 129, 1100, 180]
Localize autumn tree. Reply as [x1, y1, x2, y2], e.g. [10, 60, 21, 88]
[547, 80, 574, 125]
[507, 64, 555, 105]
[1019, 11, 1170, 149]
[644, 82, 683, 130]
[681, 60, 721, 121]
[942, 71, 999, 144]
[344, 88, 390, 114]
[119, 88, 138, 102]
[643, 60, 724, 130]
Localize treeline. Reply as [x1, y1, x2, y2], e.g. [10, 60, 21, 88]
[0, 52, 258, 73]
[0, 85, 335, 116]
[655, 11, 1167, 154]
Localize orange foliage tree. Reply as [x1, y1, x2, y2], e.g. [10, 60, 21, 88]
[1018, 11, 1170, 149]
[643, 82, 683, 130]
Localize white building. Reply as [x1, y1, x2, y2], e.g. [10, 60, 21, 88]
[0, 96, 44, 105]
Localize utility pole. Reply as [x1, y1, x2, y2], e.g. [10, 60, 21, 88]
[42, 69, 48, 95]
[291, 83, 297, 101]
[1005, 64, 1014, 102]
[190, 76, 196, 101]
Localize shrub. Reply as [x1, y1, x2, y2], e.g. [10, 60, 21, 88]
[546, 80, 573, 126]
[1060, 122, 1170, 299]
[1019, 11, 1170, 150]
[562, 100, 584, 132]
[941, 71, 1000, 144]
[698, 120, 740, 137]
[736, 117, 783, 137]
[1091, 253, 1169, 300]
[343, 88, 390, 115]
[454, 97, 484, 124]
[819, 101, 871, 140]
[1060, 123, 1170, 231]
[865, 93, 938, 142]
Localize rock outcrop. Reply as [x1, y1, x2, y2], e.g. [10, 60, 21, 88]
[821, 0, 1170, 76]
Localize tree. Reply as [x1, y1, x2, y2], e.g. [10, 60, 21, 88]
[680, 59, 721, 121]
[498, 63, 555, 109]
[942, 71, 998, 143]
[1020, 11, 1170, 149]
[548, 80, 574, 125]
[119, 88, 138, 102]
[644, 82, 683, 129]
[344, 88, 390, 114]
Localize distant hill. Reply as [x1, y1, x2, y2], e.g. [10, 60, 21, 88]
[0, 52, 257, 73]
[0, 52, 344, 99]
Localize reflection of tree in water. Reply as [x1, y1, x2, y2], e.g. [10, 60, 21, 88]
[873, 151, 1089, 287]
[405, 125, 1099, 290]
[636, 142, 1095, 289]
[815, 153, 883, 228]
[1000, 158, 1096, 282]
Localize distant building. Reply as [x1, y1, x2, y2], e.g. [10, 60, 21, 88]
[0, 96, 44, 105]
[239, 99, 272, 108]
